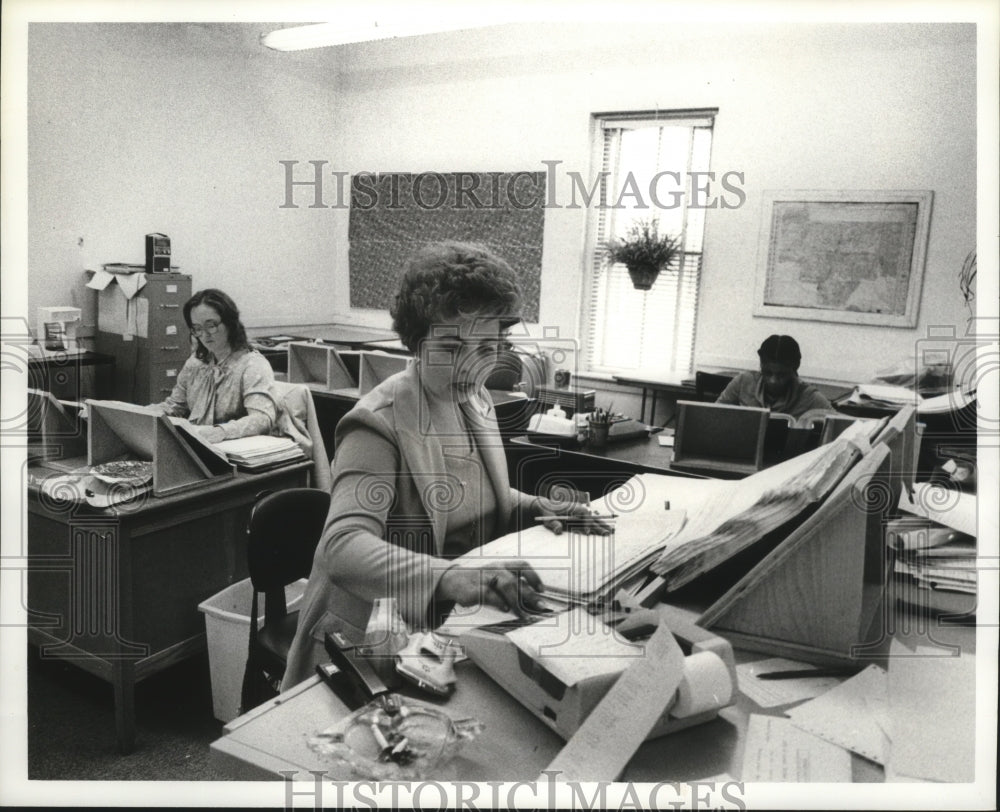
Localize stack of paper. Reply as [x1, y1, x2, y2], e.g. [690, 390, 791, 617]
[213, 435, 305, 472]
[771, 642, 976, 783]
[649, 420, 872, 590]
[845, 383, 919, 408]
[915, 388, 976, 415]
[888, 515, 976, 612]
[898, 481, 976, 537]
[453, 500, 687, 604]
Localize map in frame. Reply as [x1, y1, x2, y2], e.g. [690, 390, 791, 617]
[753, 190, 933, 328]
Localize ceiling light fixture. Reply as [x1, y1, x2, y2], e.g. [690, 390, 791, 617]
[260, 20, 493, 51]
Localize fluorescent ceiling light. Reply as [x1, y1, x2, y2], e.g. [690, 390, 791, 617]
[261, 20, 494, 51]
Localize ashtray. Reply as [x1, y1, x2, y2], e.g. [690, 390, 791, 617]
[307, 694, 483, 780]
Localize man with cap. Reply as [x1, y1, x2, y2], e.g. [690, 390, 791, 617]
[715, 334, 833, 419]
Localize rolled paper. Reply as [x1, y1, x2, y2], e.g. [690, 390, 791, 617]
[671, 651, 733, 718]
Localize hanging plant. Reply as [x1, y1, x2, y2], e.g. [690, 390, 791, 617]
[604, 219, 682, 290]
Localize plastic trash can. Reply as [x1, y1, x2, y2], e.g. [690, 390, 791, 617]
[198, 577, 307, 723]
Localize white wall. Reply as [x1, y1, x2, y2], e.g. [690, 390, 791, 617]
[325, 22, 977, 387]
[26, 22, 978, 389]
[27, 23, 343, 334]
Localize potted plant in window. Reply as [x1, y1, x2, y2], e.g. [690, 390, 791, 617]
[604, 219, 682, 291]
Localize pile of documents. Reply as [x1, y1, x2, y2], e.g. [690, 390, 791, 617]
[844, 382, 977, 415]
[213, 435, 305, 472]
[741, 639, 976, 783]
[891, 482, 977, 614]
[843, 382, 918, 408]
[455, 507, 687, 604]
[650, 419, 879, 590]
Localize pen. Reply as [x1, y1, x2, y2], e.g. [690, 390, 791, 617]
[756, 668, 858, 681]
[534, 514, 618, 522]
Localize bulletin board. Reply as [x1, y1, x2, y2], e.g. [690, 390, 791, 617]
[348, 172, 545, 322]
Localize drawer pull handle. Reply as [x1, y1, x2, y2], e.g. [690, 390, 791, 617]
[159, 346, 180, 351]
[159, 304, 180, 309]
[160, 388, 172, 394]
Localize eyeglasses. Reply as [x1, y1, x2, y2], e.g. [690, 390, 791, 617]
[437, 337, 513, 357]
[190, 320, 222, 337]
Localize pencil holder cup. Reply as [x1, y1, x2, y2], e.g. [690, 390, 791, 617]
[587, 420, 610, 450]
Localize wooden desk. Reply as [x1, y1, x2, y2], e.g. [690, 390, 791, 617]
[26, 460, 311, 753]
[616, 371, 857, 427]
[209, 585, 975, 784]
[508, 434, 714, 499]
[612, 372, 698, 425]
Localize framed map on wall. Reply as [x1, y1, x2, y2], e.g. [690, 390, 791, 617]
[753, 190, 933, 327]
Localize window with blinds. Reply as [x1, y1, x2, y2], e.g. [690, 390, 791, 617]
[584, 110, 716, 375]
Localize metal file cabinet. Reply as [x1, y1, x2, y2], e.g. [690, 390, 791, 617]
[96, 273, 192, 404]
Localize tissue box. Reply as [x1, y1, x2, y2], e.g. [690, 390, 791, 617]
[527, 412, 577, 437]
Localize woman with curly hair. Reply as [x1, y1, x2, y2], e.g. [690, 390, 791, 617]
[282, 241, 605, 690]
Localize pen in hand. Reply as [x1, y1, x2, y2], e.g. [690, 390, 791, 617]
[533, 514, 618, 522]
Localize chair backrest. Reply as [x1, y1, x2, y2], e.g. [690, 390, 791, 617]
[671, 400, 769, 477]
[247, 487, 330, 604]
[695, 371, 734, 402]
[273, 380, 333, 490]
[821, 413, 864, 445]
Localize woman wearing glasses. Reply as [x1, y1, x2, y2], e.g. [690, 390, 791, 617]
[282, 241, 607, 690]
[152, 288, 277, 443]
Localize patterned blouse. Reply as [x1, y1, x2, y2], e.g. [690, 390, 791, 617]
[154, 348, 277, 440]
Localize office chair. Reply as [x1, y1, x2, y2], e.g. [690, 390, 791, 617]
[694, 371, 734, 402]
[273, 381, 333, 490]
[241, 487, 331, 712]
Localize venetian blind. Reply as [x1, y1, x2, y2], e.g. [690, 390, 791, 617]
[584, 111, 715, 375]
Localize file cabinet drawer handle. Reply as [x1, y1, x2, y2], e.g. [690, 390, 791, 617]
[160, 345, 181, 351]
[159, 303, 180, 309]
[159, 388, 173, 394]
